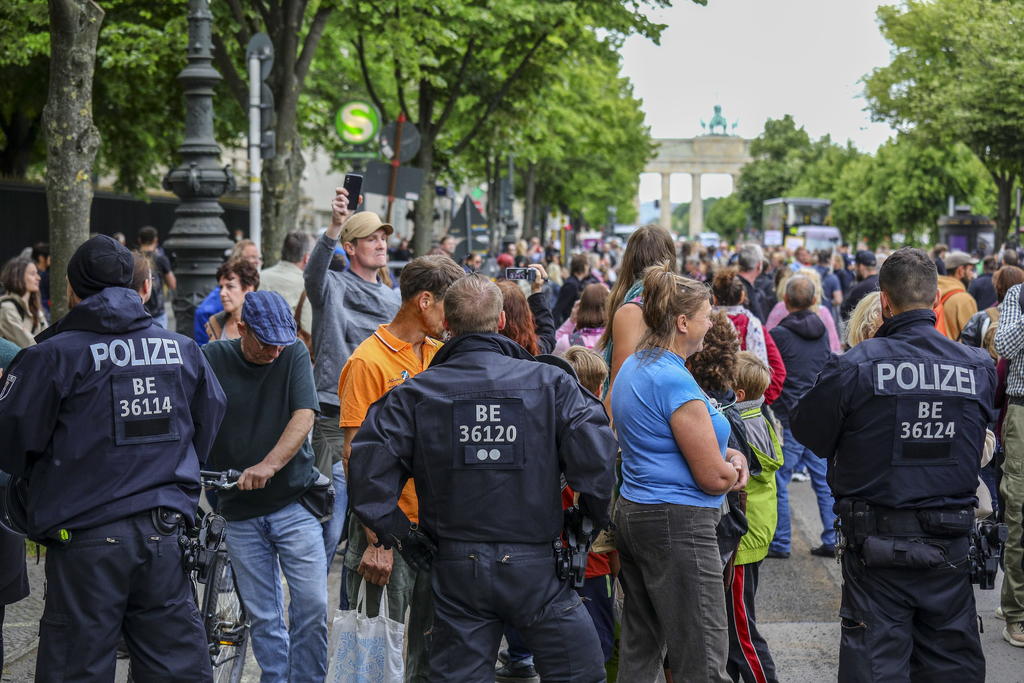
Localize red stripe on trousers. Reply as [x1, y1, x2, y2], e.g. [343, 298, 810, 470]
[732, 564, 768, 683]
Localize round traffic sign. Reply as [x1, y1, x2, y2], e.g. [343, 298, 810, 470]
[379, 120, 421, 163]
[335, 101, 381, 145]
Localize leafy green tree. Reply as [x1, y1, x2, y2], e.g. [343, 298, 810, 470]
[736, 115, 811, 226]
[0, 0, 210, 193]
[826, 136, 993, 247]
[1, 0, 336, 264]
[504, 37, 653, 234]
[865, 0, 1024, 245]
[704, 194, 747, 242]
[337, 0, 677, 255]
[210, 0, 341, 265]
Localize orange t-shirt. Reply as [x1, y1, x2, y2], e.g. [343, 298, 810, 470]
[338, 324, 443, 524]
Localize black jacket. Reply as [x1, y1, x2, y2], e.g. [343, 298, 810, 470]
[0, 287, 227, 539]
[740, 276, 766, 323]
[840, 274, 879, 320]
[792, 309, 995, 509]
[528, 292, 557, 355]
[349, 333, 616, 544]
[969, 273, 997, 311]
[552, 274, 598, 327]
[769, 309, 831, 422]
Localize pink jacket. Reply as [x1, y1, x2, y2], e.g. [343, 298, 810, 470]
[554, 318, 605, 355]
[765, 301, 842, 353]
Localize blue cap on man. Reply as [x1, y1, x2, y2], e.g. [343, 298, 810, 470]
[240, 290, 296, 346]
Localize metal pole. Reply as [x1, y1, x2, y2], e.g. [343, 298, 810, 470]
[248, 54, 262, 252]
[162, 0, 235, 336]
[385, 113, 405, 224]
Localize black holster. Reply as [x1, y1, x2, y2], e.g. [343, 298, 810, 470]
[151, 507, 184, 536]
[298, 470, 335, 523]
[859, 536, 949, 569]
[837, 499, 972, 569]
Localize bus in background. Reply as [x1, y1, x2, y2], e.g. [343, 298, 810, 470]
[762, 197, 842, 251]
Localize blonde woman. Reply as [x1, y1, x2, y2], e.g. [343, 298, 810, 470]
[844, 291, 883, 349]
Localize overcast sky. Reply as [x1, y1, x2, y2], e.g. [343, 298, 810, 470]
[623, 0, 897, 203]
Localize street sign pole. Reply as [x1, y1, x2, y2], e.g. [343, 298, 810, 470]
[246, 33, 273, 254]
[385, 113, 406, 223]
[248, 53, 262, 253]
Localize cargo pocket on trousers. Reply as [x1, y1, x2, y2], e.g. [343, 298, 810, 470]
[38, 611, 71, 675]
[838, 606, 871, 679]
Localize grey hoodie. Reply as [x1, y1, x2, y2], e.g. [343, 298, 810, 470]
[736, 396, 773, 459]
[304, 234, 401, 407]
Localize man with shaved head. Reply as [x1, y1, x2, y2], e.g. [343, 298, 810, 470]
[348, 274, 616, 681]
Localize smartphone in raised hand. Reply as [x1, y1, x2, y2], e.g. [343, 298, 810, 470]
[342, 173, 363, 212]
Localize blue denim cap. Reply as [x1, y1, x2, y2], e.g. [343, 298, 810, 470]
[241, 290, 297, 346]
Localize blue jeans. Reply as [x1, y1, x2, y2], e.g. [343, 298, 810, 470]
[770, 423, 836, 553]
[226, 501, 328, 683]
[323, 459, 349, 573]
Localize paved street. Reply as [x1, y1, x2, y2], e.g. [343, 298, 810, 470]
[4, 482, 1023, 681]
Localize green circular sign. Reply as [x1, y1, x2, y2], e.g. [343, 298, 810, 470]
[335, 101, 381, 145]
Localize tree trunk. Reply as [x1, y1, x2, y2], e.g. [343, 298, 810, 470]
[412, 139, 436, 257]
[522, 162, 537, 240]
[994, 171, 1014, 248]
[44, 0, 104, 320]
[261, 117, 305, 267]
[487, 153, 503, 253]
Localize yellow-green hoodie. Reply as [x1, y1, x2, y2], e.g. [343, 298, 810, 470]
[736, 398, 784, 565]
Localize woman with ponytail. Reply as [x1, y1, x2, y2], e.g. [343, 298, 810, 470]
[598, 225, 677, 398]
[611, 264, 749, 682]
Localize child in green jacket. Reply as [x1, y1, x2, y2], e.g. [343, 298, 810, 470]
[728, 351, 783, 683]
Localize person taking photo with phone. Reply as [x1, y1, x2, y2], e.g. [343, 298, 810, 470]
[304, 187, 401, 568]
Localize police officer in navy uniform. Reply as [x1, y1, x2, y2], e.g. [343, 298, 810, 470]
[0, 235, 227, 681]
[349, 274, 615, 682]
[792, 247, 994, 682]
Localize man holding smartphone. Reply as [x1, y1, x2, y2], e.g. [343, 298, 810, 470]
[304, 186, 401, 567]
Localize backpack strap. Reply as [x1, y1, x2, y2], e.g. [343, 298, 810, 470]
[0, 295, 27, 321]
[206, 311, 226, 340]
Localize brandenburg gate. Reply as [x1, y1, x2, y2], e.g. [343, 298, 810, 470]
[644, 106, 752, 236]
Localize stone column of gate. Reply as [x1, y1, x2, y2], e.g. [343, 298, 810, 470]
[660, 173, 672, 231]
[689, 173, 703, 237]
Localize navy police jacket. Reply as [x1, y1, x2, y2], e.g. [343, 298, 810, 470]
[791, 309, 995, 510]
[0, 288, 227, 539]
[349, 332, 616, 544]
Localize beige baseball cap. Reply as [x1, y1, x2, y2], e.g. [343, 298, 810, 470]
[340, 211, 394, 243]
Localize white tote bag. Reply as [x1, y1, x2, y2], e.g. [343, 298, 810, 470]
[326, 580, 405, 683]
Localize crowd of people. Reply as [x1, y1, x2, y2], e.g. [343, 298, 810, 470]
[0, 187, 1016, 683]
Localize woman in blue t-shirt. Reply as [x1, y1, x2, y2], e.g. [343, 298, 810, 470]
[611, 264, 750, 683]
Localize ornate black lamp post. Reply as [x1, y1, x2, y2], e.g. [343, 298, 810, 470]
[163, 0, 235, 336]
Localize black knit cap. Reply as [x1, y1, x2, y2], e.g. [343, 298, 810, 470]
[67, 235, 134, 299]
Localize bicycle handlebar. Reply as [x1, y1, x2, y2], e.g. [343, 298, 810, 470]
[199, 470, 242, 490]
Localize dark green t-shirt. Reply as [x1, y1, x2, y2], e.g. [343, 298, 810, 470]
[202, 339, 320, 521]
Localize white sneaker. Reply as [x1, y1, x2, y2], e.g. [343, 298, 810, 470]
[1003, 622, 1024, 648]
[996, 606, 1006, 620]
[791, 471, 810, 482]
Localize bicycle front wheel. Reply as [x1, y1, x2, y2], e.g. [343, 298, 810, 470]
[201, 549, 249, 683]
